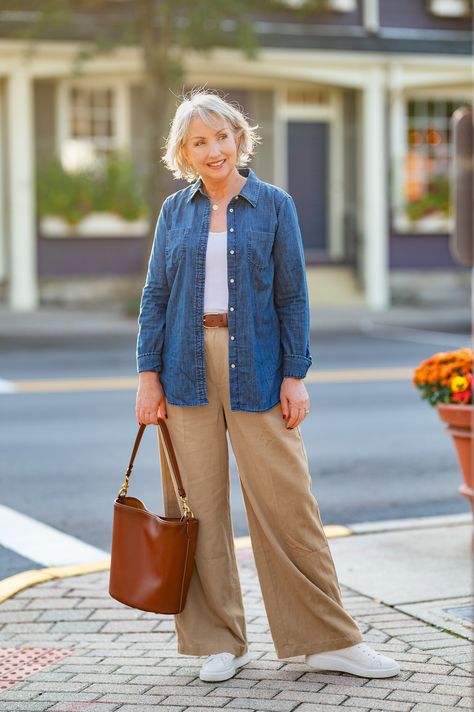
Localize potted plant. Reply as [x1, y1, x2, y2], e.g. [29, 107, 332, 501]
[37, 152, 150, 237]
[413, 348, 473, 514]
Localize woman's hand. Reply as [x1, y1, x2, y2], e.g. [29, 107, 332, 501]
[136, 371, 168, 425]
[280, 377, 310, 429]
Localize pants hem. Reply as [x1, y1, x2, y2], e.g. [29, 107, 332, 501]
[274, 632, 364, 660]
[177, 644, 249, 657]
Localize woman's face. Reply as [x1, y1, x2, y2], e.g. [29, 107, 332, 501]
[182, 113, 241, 182]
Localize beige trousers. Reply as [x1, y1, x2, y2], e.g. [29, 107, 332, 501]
[157, 325, 363, 659]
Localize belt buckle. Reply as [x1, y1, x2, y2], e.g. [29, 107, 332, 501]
[203, 312, 221, 329]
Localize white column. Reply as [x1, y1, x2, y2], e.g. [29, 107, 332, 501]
[6, 67, 38, 310]
[361, 68, 389, 310]
[389, 65, 407, 232]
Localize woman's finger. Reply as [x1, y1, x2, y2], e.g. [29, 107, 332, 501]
[286, 403, 300, 429]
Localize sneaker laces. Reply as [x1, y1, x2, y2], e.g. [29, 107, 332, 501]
[204, 652, 234, 665]
[355, 643, 385, 665]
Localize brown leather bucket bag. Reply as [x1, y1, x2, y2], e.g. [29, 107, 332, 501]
[109, 420, 199, 614]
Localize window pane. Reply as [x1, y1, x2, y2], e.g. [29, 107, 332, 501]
[403, 97, 471, 221]
[68, 86, 116, 164]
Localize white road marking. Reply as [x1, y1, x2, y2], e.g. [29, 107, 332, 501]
[0, 379, 16, 393]
[0, 505, 108, 566]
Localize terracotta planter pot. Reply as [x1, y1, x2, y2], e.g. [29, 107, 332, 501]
[436, 403, 474, 514]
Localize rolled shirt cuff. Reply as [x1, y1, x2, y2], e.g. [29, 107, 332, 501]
[282, 355, 312, 379]
[137, 353, 162, 373]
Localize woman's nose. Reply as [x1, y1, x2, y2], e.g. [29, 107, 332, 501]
[208, 142, 222, 157]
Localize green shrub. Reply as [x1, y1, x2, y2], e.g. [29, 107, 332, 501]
[37, 152, 149, 225]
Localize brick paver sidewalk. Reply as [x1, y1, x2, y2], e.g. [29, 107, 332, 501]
[0, 548, 472, 712]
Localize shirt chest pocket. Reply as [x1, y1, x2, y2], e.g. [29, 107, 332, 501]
[165, 227, 189, 269]
[247, 230, 275, 271]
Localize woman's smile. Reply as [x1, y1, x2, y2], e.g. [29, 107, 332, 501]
[207, 158, 226, 169]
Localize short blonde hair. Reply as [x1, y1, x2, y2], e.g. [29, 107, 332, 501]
[162, 88, 261, 182]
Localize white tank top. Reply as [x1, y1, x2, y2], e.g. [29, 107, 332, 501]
[203, 230, 228, 314]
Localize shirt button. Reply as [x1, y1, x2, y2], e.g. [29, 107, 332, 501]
[229, 227, 234, 233]
[230, 249, 234, 255]
[229, 208, 234, 213]
[230, 335, 235, 340]
[230, 278, 234, 283]
[230, 306, 234, 311]
[231, 363, 236, 368]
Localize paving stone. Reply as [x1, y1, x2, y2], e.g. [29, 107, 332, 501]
[386, 688, 462, 705]
[410, 705, 458, 712]
[47, 704, 120, 712]
[219, 699, 297, 711]
[364, 678, 434, 692]
[99, 693, 168, 704]
[1, 623, 52, 633]
[25, 599, 81, 609]
[37, 610, 95, 622]
[83, 683, 153, 694]
[18, 682, 91, 692]
[272, 689, 348, 704]
[88, 609, 145, 620]
[49, 622, 105, 633]
[0, 703, 56, 711]
[18, 673, 75, 682]
[410, 671, 472, 686]
[68, 673, 136, 683]
[0, 611, 42, 623]
[58, 664, 119, 674]
[341, 697, 412, 710]
[31, 692, 102, 702]
[115, 706, 184, 712]
[287, 705, 369, 712]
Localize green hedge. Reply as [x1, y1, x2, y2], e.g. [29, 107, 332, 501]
[37, 152, 149, 225]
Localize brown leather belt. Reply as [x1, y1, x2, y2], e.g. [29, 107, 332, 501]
[203, 312, 228, 328]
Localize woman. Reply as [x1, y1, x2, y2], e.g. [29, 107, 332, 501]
[136, 89, 399, 683]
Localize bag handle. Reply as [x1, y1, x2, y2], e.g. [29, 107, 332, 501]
[117, 420, 194, 518]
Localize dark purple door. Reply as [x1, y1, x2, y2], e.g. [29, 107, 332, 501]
[288, 121, 328, 258]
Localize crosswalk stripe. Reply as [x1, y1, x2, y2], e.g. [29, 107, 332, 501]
[0, 505, 108, 567]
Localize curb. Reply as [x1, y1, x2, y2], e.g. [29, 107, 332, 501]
[0, 526, 352, 604]
[0, 513, 470, 604]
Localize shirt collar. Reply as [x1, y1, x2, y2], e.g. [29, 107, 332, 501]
[185, 166, 260, 207]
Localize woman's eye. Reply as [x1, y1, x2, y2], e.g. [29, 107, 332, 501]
[219, 134, 227, 140]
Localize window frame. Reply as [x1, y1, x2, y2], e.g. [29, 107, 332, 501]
[56, 77, 130, 172]
[392, 88, 472, 234]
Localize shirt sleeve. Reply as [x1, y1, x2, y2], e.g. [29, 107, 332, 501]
[273, 194, 313, 379]
[136, 198, 170, 373]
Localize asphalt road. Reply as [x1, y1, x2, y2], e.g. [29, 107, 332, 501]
[0, 322, 471, 579]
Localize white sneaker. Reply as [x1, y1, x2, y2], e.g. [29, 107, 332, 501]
[305, 642, 400, 678]
[199, 651, 251, 682]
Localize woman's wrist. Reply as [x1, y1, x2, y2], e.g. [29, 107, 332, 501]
[139, 370, 160, 380]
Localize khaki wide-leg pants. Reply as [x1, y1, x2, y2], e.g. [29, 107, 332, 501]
[157, 325, 363, 659]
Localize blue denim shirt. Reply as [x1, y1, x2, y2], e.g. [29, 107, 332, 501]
[136, 166, 312, 412]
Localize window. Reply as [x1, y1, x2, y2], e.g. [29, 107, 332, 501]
[60, 86, 119, 172]
[70, 87, 115, 148]
[403, 98, 470, 226]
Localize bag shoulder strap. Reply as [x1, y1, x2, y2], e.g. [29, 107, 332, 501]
[117, 420, 193, 517]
